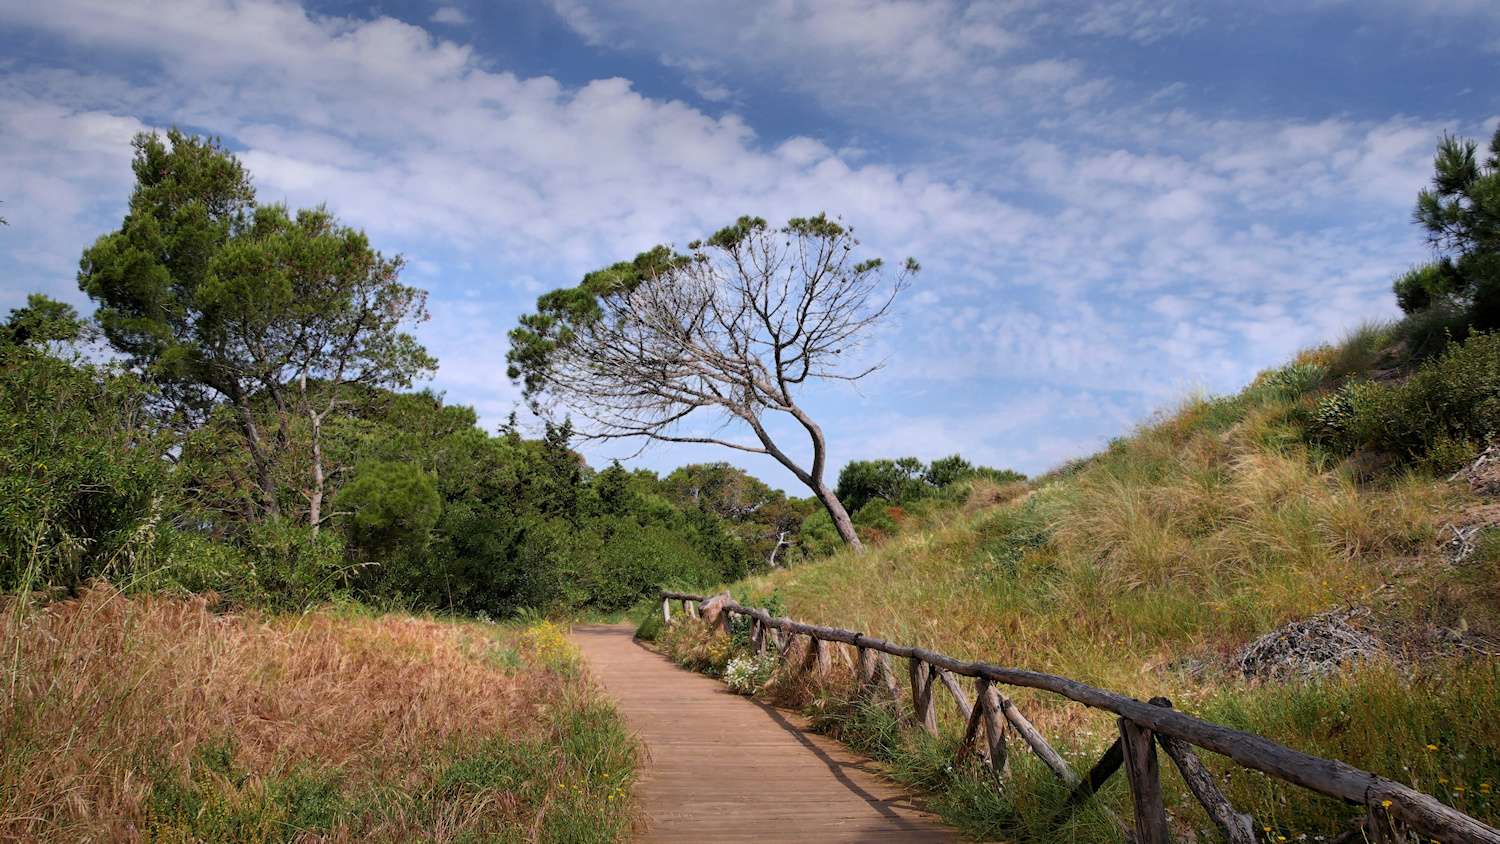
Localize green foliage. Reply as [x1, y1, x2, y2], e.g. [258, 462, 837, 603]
[0, 294, 87, 350]
[1195, 662, 1500, 837]
[0, 346, 166, 593]
[78, 129, 255, 386]
[1395, 127, 1500, 334]
[79, 128, 434, 526]
[506, 243, 686, 399]
[836, 454, 1025, 515]
[430, 695, 635, 844]
[793, 509, 844, 561]
[968, 497, 1053, 584]
[1311, 379, 1383, 451]
[240, 521, 352, 609]
[145, 740, 345, 843]
[831, 453, 1026, 547]
[836, 457, 927, 512]
[1254, 361, 1328, 400]
[335, 461, 442, 559]
[633, 606, 666, 642]
[1340, 332, 1500, 470]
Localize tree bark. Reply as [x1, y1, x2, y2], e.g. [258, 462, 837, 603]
[228, 387, 280, 522]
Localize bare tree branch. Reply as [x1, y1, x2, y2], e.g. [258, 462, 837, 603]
[509, 214, 917, 552]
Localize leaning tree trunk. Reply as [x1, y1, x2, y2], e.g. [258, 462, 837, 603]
[228, 390, 281, 522]
[813, 483, 864, 554]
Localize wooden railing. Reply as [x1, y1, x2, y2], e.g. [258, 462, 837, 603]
[659, 589, 1500, 844]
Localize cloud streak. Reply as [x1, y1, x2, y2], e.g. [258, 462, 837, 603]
[0, 0, 1486, 479]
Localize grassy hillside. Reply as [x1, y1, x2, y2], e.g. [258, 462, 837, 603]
[1, 587, 636, 842]
[654, 326, 1500, 842]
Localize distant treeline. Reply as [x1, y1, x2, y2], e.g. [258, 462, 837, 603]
[0, 297, 1016, 613]
[2, 127, 1030, 614]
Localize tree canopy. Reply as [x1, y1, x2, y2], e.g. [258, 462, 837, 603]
[507, 214, 918, 553]
[1394, 126, 1500, 333]
[79, 129, 435, 525]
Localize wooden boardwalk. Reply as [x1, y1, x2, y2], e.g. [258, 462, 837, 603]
[571, 624, 960, 843]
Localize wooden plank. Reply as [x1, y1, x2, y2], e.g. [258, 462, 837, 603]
[1121, 716, 1169, 844]
[571, 624, 958, 843]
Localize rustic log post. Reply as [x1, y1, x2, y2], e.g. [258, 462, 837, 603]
[1368, 800, 1407, 844]
[836, 642, 854, 670]
[1052, 735, 1136, 842]
[957, 691, 987, 766]
[780, 633, 801, 667]
[874, 652, 909, 727]
[908, 658, 940, 737]
[976, 678, 1010, 777]
[687, 599, 699, 619]
[1000, 696, 1080, 787]
[717, 607, 731, 638]
[802, 636, 824, 674]
[1120, 716, 1169, 844]
[662, 597, 672, 625]
[937, 668, 974, 723]
[1160, 733, 1257, 844]
[857, 645, 876, 690]
[1063, 737, 1125, 809]
[1151, 699, 1255, 844]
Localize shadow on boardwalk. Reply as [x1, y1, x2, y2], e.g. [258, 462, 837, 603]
[571, 624, 960, 843]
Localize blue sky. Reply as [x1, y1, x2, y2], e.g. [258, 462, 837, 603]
[2, 0, 1498, 491]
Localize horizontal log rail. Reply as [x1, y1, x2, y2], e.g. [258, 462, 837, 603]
[660, 589, 1500, 844]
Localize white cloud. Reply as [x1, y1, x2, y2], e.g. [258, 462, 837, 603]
[0, 93, 144, 303]
[0, 0, 1471, 480]
[430, 7, 467, 25]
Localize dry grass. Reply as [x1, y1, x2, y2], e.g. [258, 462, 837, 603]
[689, 372, 1500, 841]
[1, 585, 635, 842]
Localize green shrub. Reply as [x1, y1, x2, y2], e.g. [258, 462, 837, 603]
[1255, 361, 1328, 400]
[242, 521, 352, 609]
[334, 461, 442, 559]
[0, 349, 167, 594]
[1311, 379, 1383, 451]
[1345, 332, 1500, 470]
[634, 608, 666, 642]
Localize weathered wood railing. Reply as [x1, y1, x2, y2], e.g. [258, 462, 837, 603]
[659, 589, 1500, 844]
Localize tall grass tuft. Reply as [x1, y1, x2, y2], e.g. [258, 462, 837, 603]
[690, 329, 1500, 841]
[0, 586, 636, 841]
